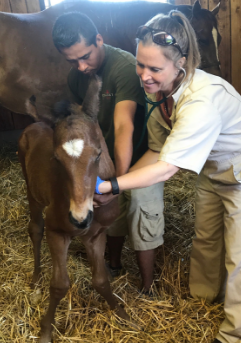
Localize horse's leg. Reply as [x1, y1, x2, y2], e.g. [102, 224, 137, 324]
[18, 147, 44, 285]
[27, 189, 44, 286]
[83, 225, 130, 321]
[39, 229, 71, 343]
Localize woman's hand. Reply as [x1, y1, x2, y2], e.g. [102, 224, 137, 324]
[97, 180, 112, 195]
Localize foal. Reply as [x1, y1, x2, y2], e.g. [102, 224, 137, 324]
[18, 76, 129, 343]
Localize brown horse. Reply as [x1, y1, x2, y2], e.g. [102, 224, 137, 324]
[18, 76, 129, 343]
[0, 0, 221, 123]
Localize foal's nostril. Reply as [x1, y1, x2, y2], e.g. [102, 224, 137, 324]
[69, 210, 93, 229]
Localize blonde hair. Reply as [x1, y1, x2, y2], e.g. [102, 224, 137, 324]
[138, 10, 201, 81]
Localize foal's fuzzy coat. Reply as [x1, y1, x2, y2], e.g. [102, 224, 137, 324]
[18, 76, 130, 343]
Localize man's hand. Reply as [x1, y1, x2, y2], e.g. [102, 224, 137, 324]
[93, 192, 119, 208]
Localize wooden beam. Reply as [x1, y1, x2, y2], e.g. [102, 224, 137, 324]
[26, 0, 40, 13]
[209, 0, 231, 83]
[9, 0, 28, 13]
[175, 0, 192, 5]
[0, 0, 11, 12]
[39, 0, 46, 11]
[231, 0, 241, 93]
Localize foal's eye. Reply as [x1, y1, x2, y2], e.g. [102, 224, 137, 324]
[96, 150, 102, 162]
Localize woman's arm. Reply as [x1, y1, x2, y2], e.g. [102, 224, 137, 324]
[129, 148, 160, 171]
[99, 160, 179, 193]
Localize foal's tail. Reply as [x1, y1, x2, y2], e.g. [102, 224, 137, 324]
[82, 75, 102, 121]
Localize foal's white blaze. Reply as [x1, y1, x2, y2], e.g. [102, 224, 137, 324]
[212, 27, 220, 62]
[63, 139, 84, 158]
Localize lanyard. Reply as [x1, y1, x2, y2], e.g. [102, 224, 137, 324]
[134, 91, 167, 151]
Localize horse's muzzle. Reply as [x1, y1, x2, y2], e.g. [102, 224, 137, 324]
[69, 210, 93, 229]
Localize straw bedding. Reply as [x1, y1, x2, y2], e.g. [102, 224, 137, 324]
[0, 144, 224, 342]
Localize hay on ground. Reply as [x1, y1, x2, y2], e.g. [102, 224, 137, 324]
[0, 145, 224, 343]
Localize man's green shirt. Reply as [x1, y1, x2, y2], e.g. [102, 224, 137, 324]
[68, 44, 147, 165]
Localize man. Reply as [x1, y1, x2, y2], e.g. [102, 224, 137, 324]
[52, 12, 164, 293]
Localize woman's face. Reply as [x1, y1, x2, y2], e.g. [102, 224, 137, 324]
[136, 41, 180, 95]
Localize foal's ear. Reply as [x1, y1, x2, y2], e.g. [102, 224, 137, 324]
[53, 100, 72, 120]
[82, 75, 102, 121]
[192, 0, 202, 17]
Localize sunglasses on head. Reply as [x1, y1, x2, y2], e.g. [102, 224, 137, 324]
[136, 25, 185, 57]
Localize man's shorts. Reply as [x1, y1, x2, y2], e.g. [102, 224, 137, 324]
[107, 183, 165, 251]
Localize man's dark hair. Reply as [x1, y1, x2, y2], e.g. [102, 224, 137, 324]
[52, 12, 98, 50]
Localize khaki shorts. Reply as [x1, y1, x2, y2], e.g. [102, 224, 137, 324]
[107, 183, 165, 251]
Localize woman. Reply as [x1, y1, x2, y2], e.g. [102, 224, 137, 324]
[97, 10, 241, 343]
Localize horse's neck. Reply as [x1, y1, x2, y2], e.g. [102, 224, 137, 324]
[95, 123, 116, 179]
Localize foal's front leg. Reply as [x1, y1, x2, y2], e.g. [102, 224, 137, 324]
[40, 230, 71, 343]
[27, 189, 44, 286]
[84, 224, 130, 321]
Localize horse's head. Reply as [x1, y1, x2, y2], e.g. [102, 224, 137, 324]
[191, 0, 221, 76]
[53, 76, 102, 230]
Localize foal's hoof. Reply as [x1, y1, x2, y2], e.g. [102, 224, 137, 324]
[39, 334, 53, 343]
[30, 288, 42, 305]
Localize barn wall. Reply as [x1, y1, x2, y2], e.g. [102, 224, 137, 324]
[0, 0, 240, 132]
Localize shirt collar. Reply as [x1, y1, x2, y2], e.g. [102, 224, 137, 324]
[97, 44, 109, 76]
[172, 73, 193, 103]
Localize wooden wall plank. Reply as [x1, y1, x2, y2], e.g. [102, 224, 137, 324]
[231, 0, 241, 93]
[199, 0, 209, 9]
[0, 0, 11, 12]
[9, 0, 27, 13]
[12, 113, 34, 130]
[0, 107, 14, 131]
[209, 0, 231, 83]
[25, 0, 40, 13]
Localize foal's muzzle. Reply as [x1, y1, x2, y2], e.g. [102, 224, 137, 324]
[69, 210, 93, 229]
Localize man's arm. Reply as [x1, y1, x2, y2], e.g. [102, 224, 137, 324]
[114, 100, 136, 176]
[93, 99, 136, 207]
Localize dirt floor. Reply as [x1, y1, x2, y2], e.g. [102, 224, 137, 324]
[0, 144, 224, 342]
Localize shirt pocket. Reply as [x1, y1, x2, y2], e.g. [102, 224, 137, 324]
[139, 202, 164, 242]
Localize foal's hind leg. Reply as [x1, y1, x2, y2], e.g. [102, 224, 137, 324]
[83, 224, 130, 321]
[40, 229, 71, 343]
[27, 189, 44, 286]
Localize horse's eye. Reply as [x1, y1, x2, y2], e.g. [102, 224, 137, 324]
[197, 38, 209, 46]
[96, 150, 102, 162]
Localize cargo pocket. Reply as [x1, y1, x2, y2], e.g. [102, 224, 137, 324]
[139, 202, 164, 242]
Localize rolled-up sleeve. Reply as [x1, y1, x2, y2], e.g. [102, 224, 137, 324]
[159, 100, 222, 174]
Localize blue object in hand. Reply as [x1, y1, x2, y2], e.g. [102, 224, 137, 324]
[95, 176, 105, 194]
